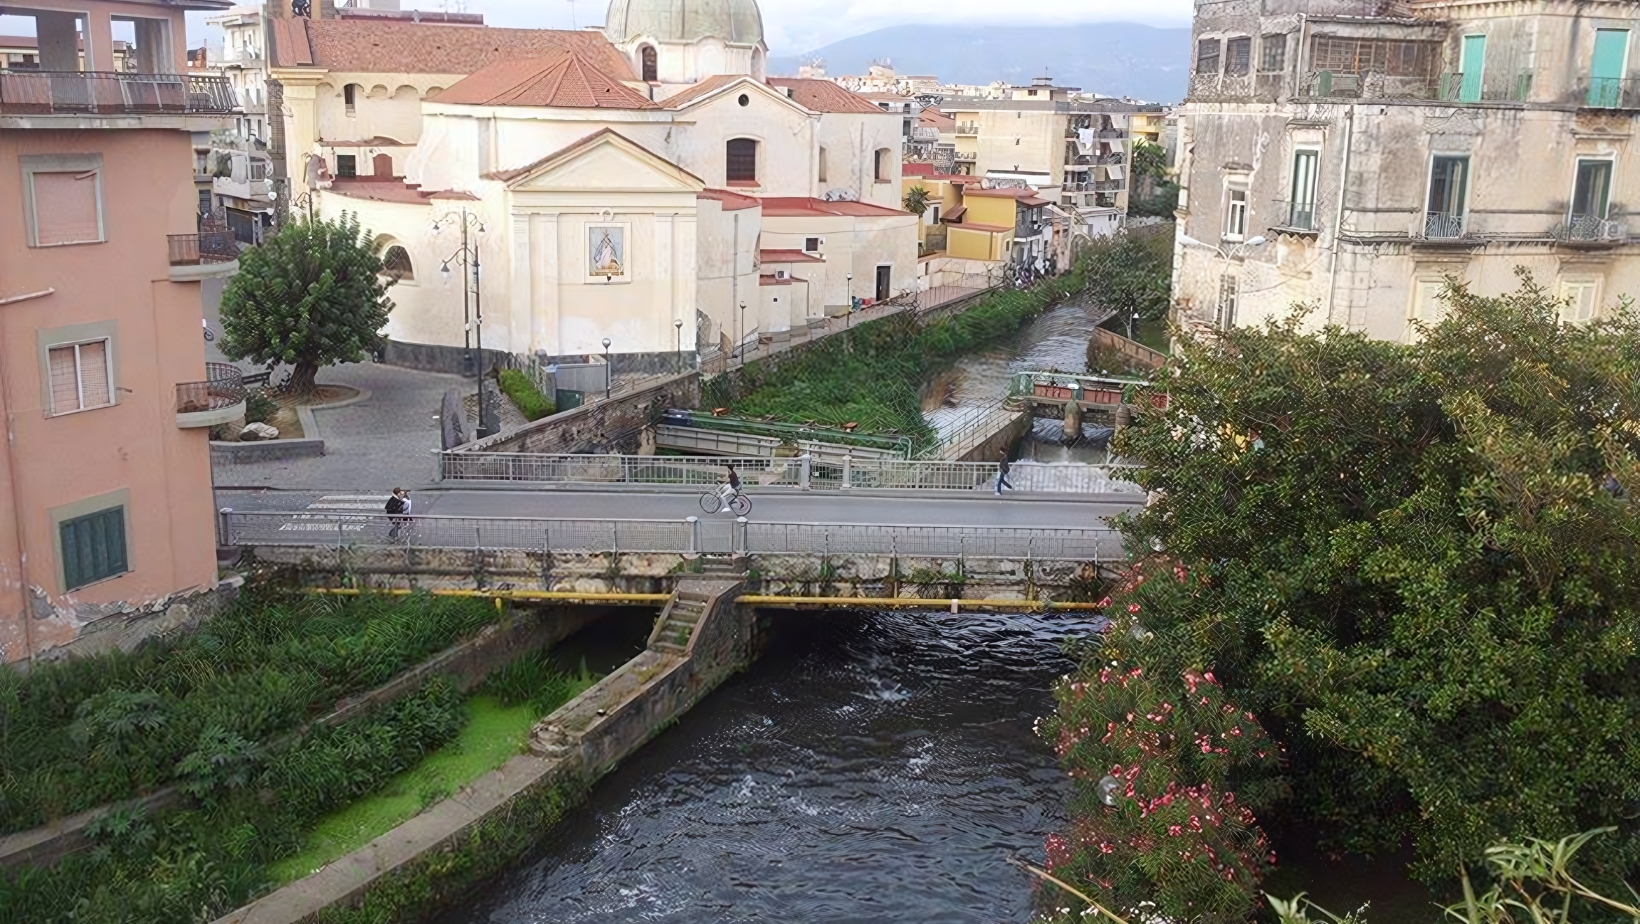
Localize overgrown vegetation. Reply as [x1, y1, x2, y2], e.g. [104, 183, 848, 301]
[1127, 138, 1179, 218]
[1040, 273, 1640, 920]
[703, 264, 1087, 453]
[1079, 230, 1173, 327]
[0, 590, 495, 833]
[497, 368, 555, 421]
[244, 387, 279, 425]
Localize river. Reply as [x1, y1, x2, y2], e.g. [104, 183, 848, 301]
[436, 610, 1105, 924]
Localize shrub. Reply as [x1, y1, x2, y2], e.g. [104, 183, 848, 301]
[497, 368, 555, 421]
[244, 388, 279, 425]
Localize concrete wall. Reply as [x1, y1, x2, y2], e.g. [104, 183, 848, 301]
[462, 372, 700, 455]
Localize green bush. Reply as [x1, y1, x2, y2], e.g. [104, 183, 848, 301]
[244, 388, 279, 425]
[480, 652, 600, 716]
[0, 590, 495, 834]
[497, 368, 555, 421]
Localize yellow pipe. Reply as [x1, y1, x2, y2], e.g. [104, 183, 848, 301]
[735, 595, 1106, 611]
[304, 588, 1104, 611]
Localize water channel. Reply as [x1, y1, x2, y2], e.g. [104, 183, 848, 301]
[437, 610, 1101, 924]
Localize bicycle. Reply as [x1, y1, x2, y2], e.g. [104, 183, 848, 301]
[700, 489, 753, 517]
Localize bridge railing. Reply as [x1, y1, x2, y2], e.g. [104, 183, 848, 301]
[218, 510, 1125, 562]
[437, 452, 1006, 492]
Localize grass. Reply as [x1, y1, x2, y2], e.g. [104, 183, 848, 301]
[268, 696, 534, 883]
[497, 368, 555, 421]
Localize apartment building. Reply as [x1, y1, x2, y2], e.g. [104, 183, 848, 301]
[943, 77, 1139, 214]
[0, 0, 242, 664]
[1173, 0, 1640, 341]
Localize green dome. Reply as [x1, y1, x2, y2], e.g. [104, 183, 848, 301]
[604, 0, 764, 46]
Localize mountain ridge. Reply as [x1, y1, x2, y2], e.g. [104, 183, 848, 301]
[770, 23, 1192, 105]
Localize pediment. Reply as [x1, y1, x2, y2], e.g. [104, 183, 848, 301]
[503, 130, 704, 192]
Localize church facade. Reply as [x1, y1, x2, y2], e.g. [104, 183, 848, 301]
[266, 0, 917, 369]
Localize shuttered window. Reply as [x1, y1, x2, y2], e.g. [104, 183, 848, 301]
[726, 139, 758, 184]
[60, 506, 129, 591]
[1560, 280, 1600, 324]
[47, 340, 113, 415]
[31, 170, 103, 246]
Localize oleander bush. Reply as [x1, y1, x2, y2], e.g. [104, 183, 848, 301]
[0, 590, 495, 833]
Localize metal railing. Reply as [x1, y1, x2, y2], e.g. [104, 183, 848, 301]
[1581, 77, 1640, 109]
[1419, 211, 1467, 240]
[1272, 199, 1319, 233]
[176, 363, 246, 414]
[436, 451, 1013, 492]
[168, 232, 238, 265]
[0, 71, 236, 116]
[956, 123, 980, 135]
[217, 509, 1125, 563]
[1551, 214, 1628, 243]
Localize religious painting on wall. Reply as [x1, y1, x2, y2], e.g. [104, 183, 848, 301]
[589, 225, 626, 280]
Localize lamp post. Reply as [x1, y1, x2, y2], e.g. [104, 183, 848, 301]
[674, 318, 684, 370]
[434, 209, 492, 435]
[739, 302, 748, 358]
[846, 273, 853, 328]
[602, 337, 612, 400]
[1178, 233, 1267, 331]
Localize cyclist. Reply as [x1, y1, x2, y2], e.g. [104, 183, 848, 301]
[718, 464, 742, 509]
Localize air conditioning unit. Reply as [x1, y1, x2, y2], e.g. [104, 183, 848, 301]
[776, 270, 789, 280]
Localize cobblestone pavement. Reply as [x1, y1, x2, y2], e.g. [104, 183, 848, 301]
[211, 362, 470, 491]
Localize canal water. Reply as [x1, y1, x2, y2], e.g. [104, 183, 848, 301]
[435, 609, 1104, 924]
[924, 291, 1117, 465]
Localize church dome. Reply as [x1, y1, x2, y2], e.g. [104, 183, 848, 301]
[604, 0, 764, 46]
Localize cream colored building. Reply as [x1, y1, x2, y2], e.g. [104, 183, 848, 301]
[267, 0, 916, 368]
[1173, 0, 1640, 341]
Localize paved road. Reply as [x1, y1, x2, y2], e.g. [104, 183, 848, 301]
[218, 487, 1140, 529]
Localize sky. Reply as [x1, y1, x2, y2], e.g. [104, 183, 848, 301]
[167, 0, 1193, 54]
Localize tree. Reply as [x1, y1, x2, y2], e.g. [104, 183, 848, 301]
[220, 213, 394, 399]
[1046, 273, 1640, 917]
[1128, 139, 1179, 218]
[903, 185, 933, 217]
[1080, 230, 1173, 324]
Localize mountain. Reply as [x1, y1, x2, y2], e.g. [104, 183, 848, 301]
[770, 23, 1192, 105]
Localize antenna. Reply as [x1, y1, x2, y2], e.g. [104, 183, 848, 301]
[567, 0, 578, 30]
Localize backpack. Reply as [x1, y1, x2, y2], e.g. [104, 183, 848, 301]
[385, 496, 406, 515]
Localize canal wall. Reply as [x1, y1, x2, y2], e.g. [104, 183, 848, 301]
[212, 578, 754, 924]
[455, 372, 701, 456]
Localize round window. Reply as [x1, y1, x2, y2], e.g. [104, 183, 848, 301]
[738, 93, 750, 107]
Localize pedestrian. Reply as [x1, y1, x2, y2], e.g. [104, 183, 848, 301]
[386, 488, 412, 540]
[995, 449, 1014, 496]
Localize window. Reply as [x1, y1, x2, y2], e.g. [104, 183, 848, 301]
[1260, 34, 1287, 72]
[344, 83, 357, 115]
[1459, 35, 1486, 103]
[48, 340, 114, 415]
[1559, 279, 1600, 323]
[249, 161, 268, 181]
[874, 148, 892, 183]
[1224, 186, 1249, 241]
[27, 168, 104, 247]
[336, 154, 357, 178]
[1197, 39, 1222, 75]
[1311, 37, 1440, 78]
[818, 147, 828, 184]
[382, 245, 414, 281]
[641, 45, 658, 82]
[726, 139, 758, 184]
[875, 265, 892, 302]
[1426, 155, 1469, 238]
[1226, 37, 1252, 76]
[1588, 29, 1630, 107]
[804, 237, 821, 252]
[197, 188, 212, 216]
[60, 506, 128, 591]
[1216, 275, 1239, 329]
[1572, 159, 1613, 220]
[1289, 149, 1319, 230]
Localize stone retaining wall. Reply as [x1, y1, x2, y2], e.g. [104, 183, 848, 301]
[456, 372, 700, 456]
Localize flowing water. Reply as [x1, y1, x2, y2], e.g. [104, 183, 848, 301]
[435, 610, 1105, 924]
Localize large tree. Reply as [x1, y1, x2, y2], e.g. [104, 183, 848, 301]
[1045, 273, 1640, 917]
[220, 213, 394, 399]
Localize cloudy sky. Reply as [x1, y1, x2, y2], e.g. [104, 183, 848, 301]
[179, 0, 1192, 53]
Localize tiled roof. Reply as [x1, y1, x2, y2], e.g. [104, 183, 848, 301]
[436, 53, 656, 108]
[903, 163, 935, 176]
[963, 186, 1043, 198]
[766, 78, 886, 114]
[327, 177, 478, 203]
[951, 221, 1013, 234]
[273, 19, 634, 79]
[759, 197, 910, 218]
[698, 188, 762, 210]
[759, 249, 824, 264]
[918, 108, 956, 130]
[659, 74, 748, 110]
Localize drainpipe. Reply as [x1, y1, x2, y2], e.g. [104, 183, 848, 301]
[1325, 104, 1356, 327]
[0, 313, 36, 663]
[731, 212, 740, 349]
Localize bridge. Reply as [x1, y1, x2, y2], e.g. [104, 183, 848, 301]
[218, 461, 1144, 603]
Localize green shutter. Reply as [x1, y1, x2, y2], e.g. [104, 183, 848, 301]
[1460, 35, 1486, 103]
[61, 506, 128, 590]
[1589, 30, 1629, 107]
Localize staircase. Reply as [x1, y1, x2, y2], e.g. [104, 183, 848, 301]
[648, 589, 710, 655]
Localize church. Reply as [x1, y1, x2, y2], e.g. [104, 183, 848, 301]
[266, 0, 918, 370]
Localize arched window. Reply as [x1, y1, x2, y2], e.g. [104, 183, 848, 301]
[641, 45, 658, 82]
[382, 245, 413, 281]
[726, 138, 758, 185]
[343, 83, 359, 115]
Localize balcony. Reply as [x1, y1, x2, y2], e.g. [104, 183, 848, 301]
[168, 232, 240, 281]
[1580, 77, 1640, 109]
[1551, 214, 1629, 245]
[1270, 200, 1321, 236]
[955, 123, 979, 135]
[1416, 211, 1469, 241]
[1065, 152, 1124, 167]
[176, 363, 247, 429]
[955, 150, 977, 162]
[1093, 179, 1126, 192]
[0, 71, 236, 120]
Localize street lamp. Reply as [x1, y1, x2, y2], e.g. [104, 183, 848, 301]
[1179, 234, 1267, 330]
[433, 209, 492, 435]
[602, 337, 612, 400]
[846, 273, 854, 328]
[737, 302, 746, 359]
[674, 318, 684, 370]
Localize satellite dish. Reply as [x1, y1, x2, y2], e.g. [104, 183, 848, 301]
[823, 188, 859, 202]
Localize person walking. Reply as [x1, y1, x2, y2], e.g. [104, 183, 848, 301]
[386, 488, 412, 540]
[995, 450, 1014, 496]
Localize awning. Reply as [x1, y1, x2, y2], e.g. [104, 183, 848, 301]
[942, 205, 967, 222]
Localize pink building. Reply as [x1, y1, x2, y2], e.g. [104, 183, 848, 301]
[0, 0, 241, 666]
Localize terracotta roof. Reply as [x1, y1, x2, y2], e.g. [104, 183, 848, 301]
[659, 75, 749, 110]
[759, 197, 911, 218]
[698, 188, 762, 210]
[435, 53, 656, 109]
[759, 249, 824, 264]
[273, 19, 634, 79]
[943, 205, 967, 221]
[903, 163, 935, 176]
[324, 135, 410, 146]
[962, 186, 1040, 198]
[327, 177, 478, 203]
[951, 221, 1013, 234]
[483, 127, 701, 185]
[1020, 196, 1052, 207]
[949, 175, 984, 184]
[919, 108, 956, 130]
[766, 78, 886, 114]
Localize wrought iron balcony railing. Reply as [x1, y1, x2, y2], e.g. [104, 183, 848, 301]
[176, 363, 246, 416]
[168, 232, 239, 266]
[1551, 214, 1628, 242]
[1580, 77, 1640, 109]
[0, 70, 237, 116]
[1419, 211, 1468, 240]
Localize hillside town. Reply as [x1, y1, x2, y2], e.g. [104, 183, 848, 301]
[1, 1, 1637, 923]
